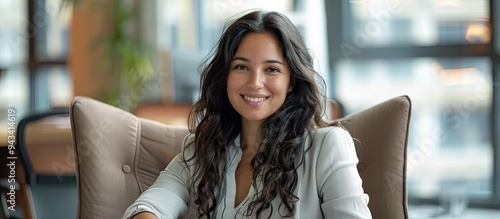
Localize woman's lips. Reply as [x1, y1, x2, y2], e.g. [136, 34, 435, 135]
[241, 95, 269, 106]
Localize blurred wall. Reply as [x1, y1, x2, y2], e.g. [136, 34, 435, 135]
[69, 0, 114, 101]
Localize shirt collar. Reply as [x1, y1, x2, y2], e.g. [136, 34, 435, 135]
[232, 133, 241, 148]
[230, 132, 306, 168]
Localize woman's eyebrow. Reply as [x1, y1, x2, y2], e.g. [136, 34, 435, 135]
[232, 56, 284, 65]
[232, 57, 250, 62]
[264, 59, 284, 65]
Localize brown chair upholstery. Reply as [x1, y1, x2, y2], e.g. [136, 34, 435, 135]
[337, 95, 411, 219]
[70, 95, 411, 219]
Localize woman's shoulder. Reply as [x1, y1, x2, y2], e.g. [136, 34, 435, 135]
[180, 132, 196, 155]
[311, 126, 351, 141]
[183, 132, 195, 144]
[306, 126, 355, 156]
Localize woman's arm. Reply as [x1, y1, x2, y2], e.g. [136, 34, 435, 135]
[131, 212, 158, 219]
[122, 135, 195, 219]
[316, 127, 372, 218]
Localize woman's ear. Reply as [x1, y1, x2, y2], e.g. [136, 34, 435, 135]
[288, 79, 295, 92]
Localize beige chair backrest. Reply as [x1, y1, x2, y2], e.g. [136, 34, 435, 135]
[70, 95, 411, 219]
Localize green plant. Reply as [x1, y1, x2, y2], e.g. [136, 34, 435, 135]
[100, 0, 155, 111]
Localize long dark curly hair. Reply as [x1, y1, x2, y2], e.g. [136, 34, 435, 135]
[185, 10, 329, 218]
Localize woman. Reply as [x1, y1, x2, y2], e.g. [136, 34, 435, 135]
[123, 10, 371, 219]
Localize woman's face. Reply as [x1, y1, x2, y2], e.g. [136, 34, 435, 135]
[227, 32, 291, 125]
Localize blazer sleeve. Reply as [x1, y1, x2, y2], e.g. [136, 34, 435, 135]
[316, 127, 372, 218]
[122, 134, 194, 219]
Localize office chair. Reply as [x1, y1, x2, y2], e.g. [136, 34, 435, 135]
[16, 110, 77, 219]
[70, 95, 411, 219]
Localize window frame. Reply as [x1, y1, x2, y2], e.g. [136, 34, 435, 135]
[27, 0, 68, 112]
[325, 0, 500, 209]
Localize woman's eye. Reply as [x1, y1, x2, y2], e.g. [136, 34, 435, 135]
[267, 67, 280, 72]
[234, 65, 247, 70]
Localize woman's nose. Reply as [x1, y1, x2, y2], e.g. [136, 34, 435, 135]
[247, 70, 264, 90]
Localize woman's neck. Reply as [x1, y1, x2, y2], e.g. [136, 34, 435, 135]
[241, 120, 262, 150]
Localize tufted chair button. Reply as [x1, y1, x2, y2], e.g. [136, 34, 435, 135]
[357, 162, 366, 172]
[122, 164, 131, 174]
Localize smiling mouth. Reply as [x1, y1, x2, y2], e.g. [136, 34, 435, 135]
[243, 95, 268, 102]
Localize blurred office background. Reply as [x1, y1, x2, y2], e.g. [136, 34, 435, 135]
[0, 0, 499, 218]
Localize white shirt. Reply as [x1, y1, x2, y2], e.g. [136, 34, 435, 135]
[123, 126, 372, 218]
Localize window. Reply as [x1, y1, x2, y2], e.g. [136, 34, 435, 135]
[0, 0, 72, 130]
[326, 0, 500, 214]
[29, 0, 72, 111]
[156, 0, 328, 103]
[0, 1, 28, 128]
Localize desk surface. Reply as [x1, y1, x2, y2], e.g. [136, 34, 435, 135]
[409, 205, 500, 218]
[134, 103, 192, 127]
[0, 103, 192, 147]
[1, 114, 75, 175]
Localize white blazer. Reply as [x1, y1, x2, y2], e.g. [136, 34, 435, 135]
[123, 126, 372, 218]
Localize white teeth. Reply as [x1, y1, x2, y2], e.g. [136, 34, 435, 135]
[244, 96, 267, 102]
